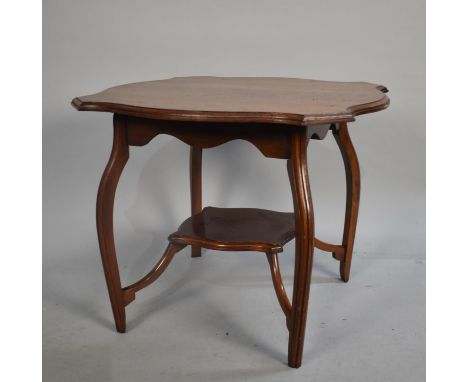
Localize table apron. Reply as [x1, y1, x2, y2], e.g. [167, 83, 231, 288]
[119, 114, 330, 159]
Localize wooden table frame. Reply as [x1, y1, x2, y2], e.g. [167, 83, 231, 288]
[96, 114, 360, 368]
[73, 76, 389, 368]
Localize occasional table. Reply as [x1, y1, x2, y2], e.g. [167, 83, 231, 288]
[72, 77, 389, 368]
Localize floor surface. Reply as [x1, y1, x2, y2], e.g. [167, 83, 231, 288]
[43, 242, 425, 382]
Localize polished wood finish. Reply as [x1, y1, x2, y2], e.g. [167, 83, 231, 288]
[122, 243, 186, 305]
[333, 122, 361, 282]
[72, 76, 389, 125]
[314, 238, 345, 261]
[190, 147, 203, 257]
[286, 130, 315, 368]
[122, 115, 323, 159]
[96, 114, 129, 333]
[73, 76, 388, 369]
[169, 207, 296, 253]
[266, 253, 292, 321]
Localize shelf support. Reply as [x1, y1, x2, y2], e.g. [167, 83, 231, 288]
[314, 238, 345, 261]
[190, 146, 203, 257]
[266, 253, 292, 328]
[122, 243, 186, 306]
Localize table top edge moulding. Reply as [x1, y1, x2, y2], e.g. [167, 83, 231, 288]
[72, 76, 389, 125]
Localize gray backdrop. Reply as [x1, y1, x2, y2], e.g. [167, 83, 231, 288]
[43, 1, 425, 381]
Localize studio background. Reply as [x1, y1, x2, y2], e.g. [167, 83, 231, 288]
[43, 1, 425, 381]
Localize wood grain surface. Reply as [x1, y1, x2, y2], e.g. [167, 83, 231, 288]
[169, 206, 296, 253]
[72, 76, 389, 125]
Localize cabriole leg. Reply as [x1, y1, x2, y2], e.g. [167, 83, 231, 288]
[287, 130, 315, 368]
[333, 122, 361, 282]
[96, 114, 129, 333]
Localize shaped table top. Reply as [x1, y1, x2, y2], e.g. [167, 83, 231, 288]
[72, 76, 389, 126]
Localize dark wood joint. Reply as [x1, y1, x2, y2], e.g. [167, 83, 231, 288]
[122, 290, 136, 306]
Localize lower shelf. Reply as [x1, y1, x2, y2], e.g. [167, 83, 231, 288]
[169, 207, 295, 253]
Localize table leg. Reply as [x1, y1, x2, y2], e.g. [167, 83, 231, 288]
[287, 130, 315, 368]
[190, 146, 203, 257]
[96, 115, 129, 333]
[333, 122, 360, 282]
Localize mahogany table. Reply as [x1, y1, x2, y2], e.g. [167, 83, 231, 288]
[72, 77, 389, 368]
